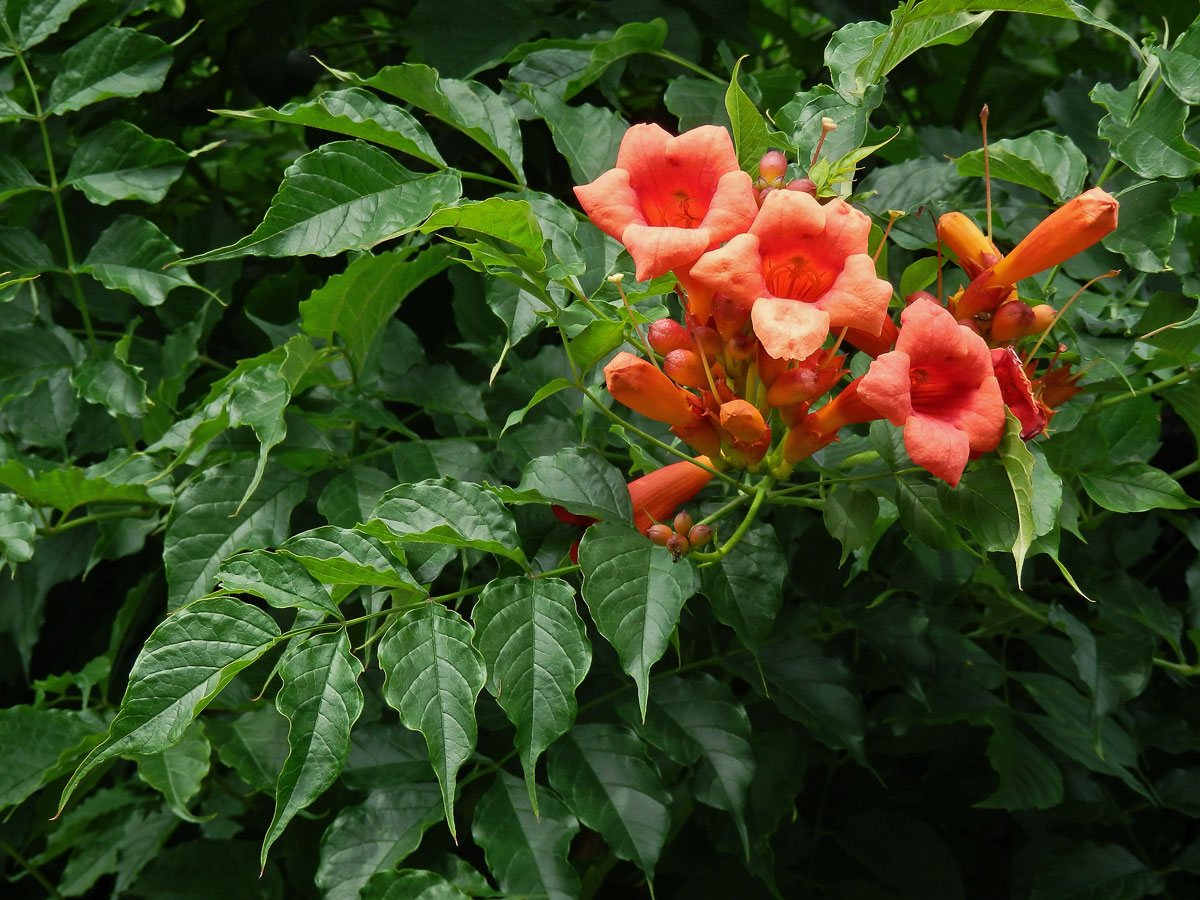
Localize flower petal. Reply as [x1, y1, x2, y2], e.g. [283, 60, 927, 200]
[698, 169, 759, 243]
[817, 253, 892, 334]
[621, 224, 712, 282]
[903, 414, 972, 487]
[752, 296, 830, 361]
[573, 167, 645, 241]
[689, 233, 768, 306]
[859, 349, 914, 426]
[816, 198, 873, 260]
[749, 189, 826, 254]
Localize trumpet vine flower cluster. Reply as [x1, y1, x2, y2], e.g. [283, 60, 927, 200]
[574, 122, 1118, 538]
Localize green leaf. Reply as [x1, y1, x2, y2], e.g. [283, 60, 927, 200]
[278, 526, 423, 594]
[359, 869, 470, 900]
[378, 604, 486, 841]
[227, 366, 291, 512]
[58, 597, 282, 813]
[500, 377, 574, 437]
[299, 246, 452, 380]
[514, 447, 633, 523]
[330, 63, 524, 182]
[998, 414, 1038, 584]
[726, 57, 778, 174]
[0, 153, 44, 203]
[262, 631, 365, 867]
[700, 518, 785, 650]
[0, 0, 89, 55]
[1029, 841, 1162, 900]
[562, 19, 666, 100]
[954, 131, 1087, 202]
[0, 706, 95, 808]
[0, 493, 36, 572]
[315, 784, 445, 900]
[361, 477, 527, 566]
[976, 716, 1063, 810]
[942, 464, 1020, 553]
[217, 550, 341, 618]
[421, 198, 545, 268]
[1078, 462, 1194, 513]
[0, 460, 155, 512]
[342, 723, 433, 790]
[215, 87, 446, 167]
[1101, 179, 1179, 273]
[206, 706, 289, 795]
[665, 77, 730, 131]
[531, 93, 627, 184]
[752, 636, 866, 762]
[567, 319, 625, 374]
[180, 141, 461, 264]
[1094, 82, 1200, 179]
[896, 477, 967, 551]
[81, 215, 203, 307]
[47, 26, 172, 116]
[776, 83, 883, 181]
[578, 522, 698, 718]
[472, 577, 591, 811]
[72, 334, 152, 419]
[471, 772, 580, 900]
[546, 723, 670, 879]
[626, 674, 755, 853]
[163, 460, 306, 611]
[133, 721, 211, 822]
[317, 465, 395, 529]
[63, 121, 189, 205]
[0, 227, 54, 281]
[823, 485, 880, 565]
[1153, 18, 1200, 106]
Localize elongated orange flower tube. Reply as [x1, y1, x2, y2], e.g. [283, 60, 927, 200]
[937, 212, 1002, 277]
[603, 351, 696, 426]
[987, 187, 1119, 286]
[628, 456, 716, 534]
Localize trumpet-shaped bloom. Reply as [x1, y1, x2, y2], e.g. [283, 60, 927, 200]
[603, 351, 696, 426]
[689, 189, 892, 361]
[629, 456, 716, 534]
[857, 298, 1005, 486]
[573, 124, 758, 319]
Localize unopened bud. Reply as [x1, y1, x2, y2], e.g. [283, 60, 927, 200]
[666, 533, 691, 561]
[905, 290, 939, 306]
[691, 325, 722, 360]
[785, 177, 817, 196]
[647, 318, 692, 355]
[758, 149, 788, 185]
[990, 300, 1035, 343]
[820, 116, 837, 131]
[720, 399, 769, 443]
[1030, 304, 1056, 333]
[663, 349, 709, 389]
[673, 511, 693, 535]
[687, 524, 712, 548]
[957, 317, 983, 334]
[726, 333, 757, 361]
[647, 523, 673, 546]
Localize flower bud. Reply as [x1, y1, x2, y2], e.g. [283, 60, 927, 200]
[604, 351, 696, 426]
[957, 316, 983, 334]
[646, 523, 673, 546]
[937, 212, 1000, 277]
[784, 177, 817, 195]
[663, 349, 709, 389]
[666, 533, 690, 561]
[647, 318, 692, 355]
[904, 290, 939, 306]
[989, 188, 1119, 286]
[756, 343, 790, 387]
[712, 294, 751, 341]
[989, 300, 1035, 343]
[670, 419, 723, 458]
[691, 325, 723, 360]
[1030, 304, 1056, 333]
[673, 511, 693, 535]
[719, 399, 769, 443]
[758, 149, 788, 185]
[686, 523, 712, 548]
[725, 333, 757, 361]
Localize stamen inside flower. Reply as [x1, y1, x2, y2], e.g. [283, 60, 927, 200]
[763, 255, 835, 303]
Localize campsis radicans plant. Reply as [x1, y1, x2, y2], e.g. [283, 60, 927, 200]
[577, 122, 1120, 547]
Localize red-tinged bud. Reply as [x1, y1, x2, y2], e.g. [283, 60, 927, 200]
[957, 316, 983, 334]
[712, 294, 751, 341]
[551, 505, 597, 527]
[720, 399, 768, 443]
[785, 177, 817, 195]
[666, 533, 690, 561]
[687, 523, 712, 548]
[673, 511, 693, 535]
[956, 268, 1015, 319]
[905, 290, 939, 306]
[663, 349, 709, 389]
[753, 176, 770, 191]
[1030, 304, 1056, 333]
[691, 325, 722, 360]
[648, 318, 692, 355]
[628, 455, 716, 534]
[988, 187, 1119, 287]
[782, 416, 839, 464]
[604, 351, 696, 426]
[647, 523, 673, 546]
[842, 316, 899, 358]
[671, 419, 723, 457]
[726, 333, 757, 361]
[766, 366, 820, 407]
[756, 343, 790, 386]
[990, 300, 1035, 343]
[759, 149, 788, 184]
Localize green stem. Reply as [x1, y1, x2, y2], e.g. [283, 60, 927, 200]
[43, 507, 156, 536]
[651, 50, 724, 83]
[689, 476, 773, 563]
[0, 836, 63, 900]
[1092, 370, 1193, 409]
[459, 170, 524, 192]
[1094, 157, 1120, 189]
